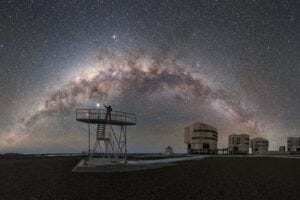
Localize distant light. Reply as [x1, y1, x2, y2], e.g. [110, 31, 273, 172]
[96, 103, 100, 107]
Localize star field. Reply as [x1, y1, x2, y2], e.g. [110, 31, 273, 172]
[0, 0, 299, 153]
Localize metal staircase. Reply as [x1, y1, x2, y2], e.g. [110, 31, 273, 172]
[92, 116, 113, 157]
[97, 124, 107, 140]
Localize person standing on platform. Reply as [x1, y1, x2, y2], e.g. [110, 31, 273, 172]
[104, 104, 112, 121]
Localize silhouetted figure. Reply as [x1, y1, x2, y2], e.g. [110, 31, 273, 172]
[104, 104, 112, 121]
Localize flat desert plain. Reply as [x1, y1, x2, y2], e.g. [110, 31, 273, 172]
[0, 156, 299, 200]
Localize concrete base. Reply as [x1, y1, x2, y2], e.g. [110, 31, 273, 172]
[87, 157, 126, 166]
[72, 159, 174, 172]
[72, 156, 207, 172]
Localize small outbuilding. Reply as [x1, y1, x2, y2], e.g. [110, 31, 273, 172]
[279, 146, 285, 152]
[164, 146, 174, 155]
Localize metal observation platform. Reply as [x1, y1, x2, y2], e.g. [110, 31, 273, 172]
[76, 109, 136, 125]
[76, 109, 136, 165]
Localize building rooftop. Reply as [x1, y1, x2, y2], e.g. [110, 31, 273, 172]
[251, 137, 268, 141]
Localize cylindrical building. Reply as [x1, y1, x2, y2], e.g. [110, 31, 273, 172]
[251, 137, 269, 154]
[228, 134, 249, 154]
[184, 123, 218, 154]
[287, 137, 300, 153]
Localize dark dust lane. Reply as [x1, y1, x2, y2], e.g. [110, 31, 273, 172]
[0, 156, 299, 200]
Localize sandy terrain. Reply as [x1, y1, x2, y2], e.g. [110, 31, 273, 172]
[0, 156, 299, 200]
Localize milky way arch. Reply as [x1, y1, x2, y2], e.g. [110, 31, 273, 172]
[21, 51, 260, 137]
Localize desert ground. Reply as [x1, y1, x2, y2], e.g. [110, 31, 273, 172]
[0, 155, 299, 200]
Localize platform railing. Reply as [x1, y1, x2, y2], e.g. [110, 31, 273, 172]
[76, 109, 136, 124]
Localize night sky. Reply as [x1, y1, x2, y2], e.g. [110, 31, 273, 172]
[0, 0, 299, 153]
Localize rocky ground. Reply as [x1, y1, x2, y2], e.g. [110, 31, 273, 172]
[0, 156, 299, 200]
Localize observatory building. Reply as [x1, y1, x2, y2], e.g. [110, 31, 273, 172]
[287, 137, 300, 153]
[251, 137, 269, 154]
[184, 123, 218, 154]
[228, 134, 249, 154]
